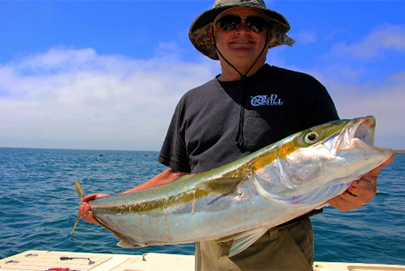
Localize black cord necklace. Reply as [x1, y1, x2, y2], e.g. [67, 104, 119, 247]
[212, 27, 269, 147]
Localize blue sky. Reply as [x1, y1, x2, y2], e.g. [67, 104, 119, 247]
[1, 1, 404, 151]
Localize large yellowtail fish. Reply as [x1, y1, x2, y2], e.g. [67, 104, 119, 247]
[71, 116, 393, 257]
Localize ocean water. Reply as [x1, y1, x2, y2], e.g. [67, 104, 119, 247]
[0, 147, 404, 265]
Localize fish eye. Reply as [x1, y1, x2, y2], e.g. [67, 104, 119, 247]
[304, 132, 319, 144]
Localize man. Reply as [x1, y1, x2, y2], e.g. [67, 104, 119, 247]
[79, 0, 394, 270]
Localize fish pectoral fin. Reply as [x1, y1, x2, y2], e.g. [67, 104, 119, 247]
[195, 177, 243, 195]
[117, 239, 145, 248]
[101, 222, 147, 249]
[227, 228, 269, 257]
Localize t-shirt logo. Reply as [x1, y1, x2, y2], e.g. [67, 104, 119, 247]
[250, 94, 283, 106]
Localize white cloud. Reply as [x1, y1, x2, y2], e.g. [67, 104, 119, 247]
[1, 30, 404, 152]
[289, 24, 405, 150]
[14, 47, 98, 71]
[297, 29, 317, 44]
[308, 69, 405, 150]
[332, 23, 405, 58]
[0, 46, 216, 150]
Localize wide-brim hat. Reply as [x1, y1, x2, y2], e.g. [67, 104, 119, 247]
[189, 0, 294, 60]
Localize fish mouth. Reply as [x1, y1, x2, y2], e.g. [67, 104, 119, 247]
[332, 116, 376, 153]
[347, 116, 376, 146]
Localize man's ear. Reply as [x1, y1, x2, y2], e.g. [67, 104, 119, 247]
[266, 28, 272, 44]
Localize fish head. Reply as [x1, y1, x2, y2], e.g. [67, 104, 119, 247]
[297, 115, 393, 179]
[255, 116, 393, 204]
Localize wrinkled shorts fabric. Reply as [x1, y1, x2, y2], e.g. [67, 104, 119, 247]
[195, 218, 314, 271]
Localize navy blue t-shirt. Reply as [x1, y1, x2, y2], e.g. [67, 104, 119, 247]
[158, 64, 339, 174]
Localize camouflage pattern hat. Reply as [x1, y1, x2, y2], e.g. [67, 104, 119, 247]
[189, 0, 294, 60]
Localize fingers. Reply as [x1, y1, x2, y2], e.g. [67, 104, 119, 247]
[347, 179, 376, 199]
[328, 178, 376, 212]
[79, 202, 99, 225]
[82, 194, 98, 203]
[82, 193, 109, 203]
[328, 186, 372, 212]
[379, 153, 395, 168]
[328, 153, 395, 212]
[361, 153, 395, 182]
[78, 193, 109, 225]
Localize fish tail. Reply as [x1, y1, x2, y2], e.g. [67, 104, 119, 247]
[70, 179, 86, 235]
[74, 178, 86, 198]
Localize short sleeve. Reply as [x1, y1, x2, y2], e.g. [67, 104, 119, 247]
[157, 100, 191, 173]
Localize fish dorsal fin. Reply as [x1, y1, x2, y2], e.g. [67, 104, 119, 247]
[215, 228, 269, 257]
[195, 177, 243, 195]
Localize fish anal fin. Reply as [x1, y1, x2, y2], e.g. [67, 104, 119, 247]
[214, 232, 240, 244]
[196, 177, 243, 195]
[219, 228, 269, 257]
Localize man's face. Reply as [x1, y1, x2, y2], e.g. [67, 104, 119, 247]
[212, 7, 270, 64]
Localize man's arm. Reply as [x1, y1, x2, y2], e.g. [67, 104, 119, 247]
[121, 168, 189, 194]
[328, 154, 394, 212]
[78, 168, 189, 225]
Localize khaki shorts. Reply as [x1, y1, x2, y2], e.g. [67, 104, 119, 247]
[195, 218, 314, 271]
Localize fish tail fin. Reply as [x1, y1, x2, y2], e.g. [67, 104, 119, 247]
[74, 178, 86, 198]
[70, 179, 86, 235]
[69, 214, 81, 235]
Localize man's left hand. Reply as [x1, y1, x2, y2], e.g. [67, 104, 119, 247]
[328, 154, 395, 212]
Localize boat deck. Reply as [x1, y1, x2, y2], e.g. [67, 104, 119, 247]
[1, 250, 404, 271]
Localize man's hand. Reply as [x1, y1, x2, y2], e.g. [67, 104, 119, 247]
[78, 193, 109, 225]
[328, 154, 395, 212]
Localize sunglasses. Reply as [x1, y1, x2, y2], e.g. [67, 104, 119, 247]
[215, 15, 268, 33]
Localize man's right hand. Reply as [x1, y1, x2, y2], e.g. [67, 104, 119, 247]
[78, 193, 109, 225]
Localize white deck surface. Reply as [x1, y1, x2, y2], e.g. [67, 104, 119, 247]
[1, 250, 405, 271]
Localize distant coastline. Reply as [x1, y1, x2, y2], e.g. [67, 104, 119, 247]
[2, 146, 405, 154]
